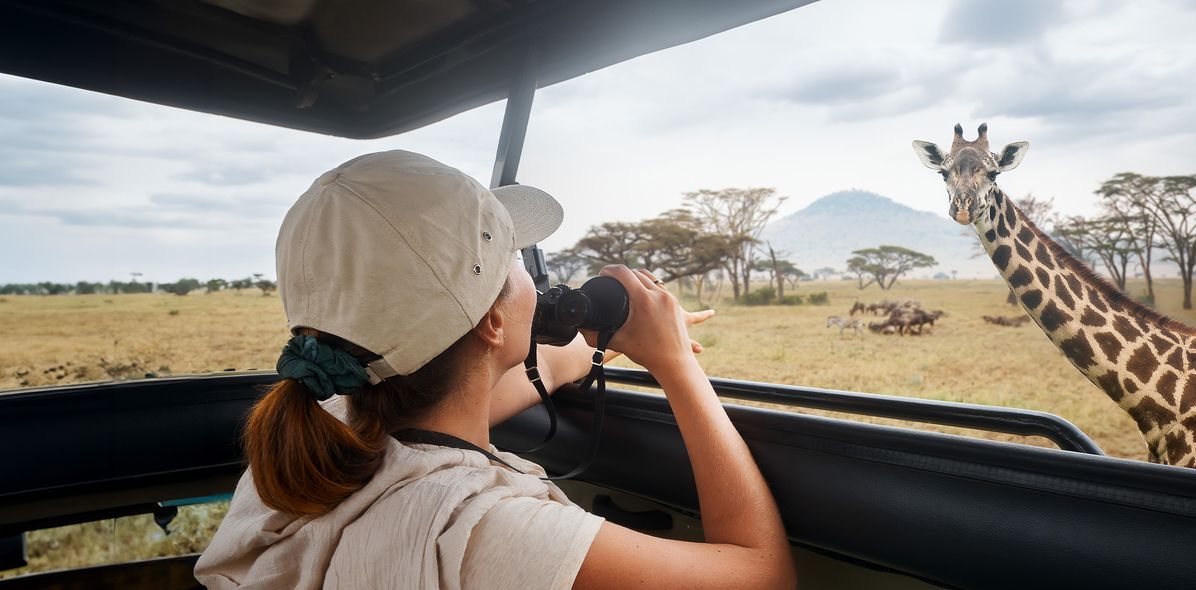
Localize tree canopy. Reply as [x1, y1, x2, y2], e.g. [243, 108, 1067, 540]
[846, 246, 937, 290]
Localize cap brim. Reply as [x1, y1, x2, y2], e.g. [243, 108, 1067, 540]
[491, 184, 564, 249]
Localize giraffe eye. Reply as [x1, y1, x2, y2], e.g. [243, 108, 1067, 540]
[939, 170, 950, 180]
[987, 171, 998, 181]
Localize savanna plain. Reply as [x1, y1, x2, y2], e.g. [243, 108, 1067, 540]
[1, 277, 1185, 578]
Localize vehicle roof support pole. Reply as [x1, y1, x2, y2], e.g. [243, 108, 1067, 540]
[490, 44, 549, 289]
[490, 43, 538, 189]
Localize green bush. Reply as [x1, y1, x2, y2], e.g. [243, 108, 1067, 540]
[1136, 294, 1155, 308]
[740, 287, 776, 306]
[807, 291, 830, 305]
[779, 294, 804, 305]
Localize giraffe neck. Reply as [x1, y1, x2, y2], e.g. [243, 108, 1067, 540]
[976, 188, 1196, 466]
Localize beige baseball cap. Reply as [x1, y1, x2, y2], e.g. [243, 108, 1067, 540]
[276, 150, 563, 381]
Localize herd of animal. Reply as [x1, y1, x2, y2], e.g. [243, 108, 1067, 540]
[982, 315, 1031, 327]
[839, 299, 946, 336]
[832, 300, 1034, 338]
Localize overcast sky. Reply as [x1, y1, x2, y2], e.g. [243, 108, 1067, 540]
[3, 0, 1196, 283]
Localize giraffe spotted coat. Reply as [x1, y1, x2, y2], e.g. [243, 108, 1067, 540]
[980, 189, 1196, 466]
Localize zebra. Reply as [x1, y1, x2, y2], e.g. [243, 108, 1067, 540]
[826, 316, 865, 339]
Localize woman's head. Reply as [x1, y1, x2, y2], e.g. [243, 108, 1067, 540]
[243, 151, 561, 515]
[275, 150, 561, 381]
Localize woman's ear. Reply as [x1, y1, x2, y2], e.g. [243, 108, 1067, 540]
[473, 304, 505, 349]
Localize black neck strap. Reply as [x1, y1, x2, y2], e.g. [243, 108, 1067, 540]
[495, 331, 614, 481]
[502, 338, 558, 454]
[391, 428, 527, 475]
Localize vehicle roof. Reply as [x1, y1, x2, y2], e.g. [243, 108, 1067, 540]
[0, 0, 816, 138]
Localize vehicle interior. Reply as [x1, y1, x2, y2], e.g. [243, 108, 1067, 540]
[1, 1, 1195, 589]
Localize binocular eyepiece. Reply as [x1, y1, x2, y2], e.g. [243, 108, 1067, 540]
[531, 276, 629, 346]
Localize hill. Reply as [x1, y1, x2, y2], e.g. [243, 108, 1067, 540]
[760, 190, 998, 279]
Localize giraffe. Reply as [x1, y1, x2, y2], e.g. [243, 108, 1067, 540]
[912, 123, 1196, 467]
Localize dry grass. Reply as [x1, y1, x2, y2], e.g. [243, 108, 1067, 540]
[3, 278, 1193, 578]
[652, 278, 1187, 461]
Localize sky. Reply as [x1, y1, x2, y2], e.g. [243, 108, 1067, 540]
[3, 0, 1196, 283]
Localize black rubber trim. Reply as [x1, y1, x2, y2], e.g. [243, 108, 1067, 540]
[604, 367, 1104, 455]
[3, 373, 1195, 588]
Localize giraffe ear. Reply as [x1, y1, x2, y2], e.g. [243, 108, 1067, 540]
[997, 141, 1029, 171]
[912, 141, 944, 169]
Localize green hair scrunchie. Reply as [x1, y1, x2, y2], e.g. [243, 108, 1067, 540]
[276, 334, 369, 402]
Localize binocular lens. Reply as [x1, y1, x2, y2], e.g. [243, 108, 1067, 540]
[532, 276, 629, 346]
[556, 291, 589, 326]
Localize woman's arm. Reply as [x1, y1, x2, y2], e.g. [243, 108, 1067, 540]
[574, 266, 794, 589]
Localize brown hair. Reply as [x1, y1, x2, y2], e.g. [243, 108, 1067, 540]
[243, 279, 512, 515]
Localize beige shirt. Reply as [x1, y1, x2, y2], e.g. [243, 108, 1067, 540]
[194, 398, 605, 589]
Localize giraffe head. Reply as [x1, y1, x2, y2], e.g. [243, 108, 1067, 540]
[912, 123, 1029, 225]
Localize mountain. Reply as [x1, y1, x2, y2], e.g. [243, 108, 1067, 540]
[759, 190, 998, 279]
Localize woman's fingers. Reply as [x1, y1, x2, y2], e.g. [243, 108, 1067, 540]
[601, 265, 652, 293]
[690, 339, 704, 354]
[631, 268, 659, 290]
[685, 308, 716, 326]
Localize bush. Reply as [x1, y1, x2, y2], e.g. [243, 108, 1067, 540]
[807, 291, 830, 305]
[1136, 294, 1155, 308]
[779, 295, 804, 305]
[740, 287, 776, 306]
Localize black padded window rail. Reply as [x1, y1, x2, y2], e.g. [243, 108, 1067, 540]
[602, 367, 1104, 456]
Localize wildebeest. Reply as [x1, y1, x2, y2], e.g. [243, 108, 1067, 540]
[982, 315, 1030, 327]
[886, 307, 945, 335]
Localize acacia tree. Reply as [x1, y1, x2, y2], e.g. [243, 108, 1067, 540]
[846, 256, 876, 289]
[781, 263, 807, 290]
[846, 246, 937, 290]
[1054, 215, 1135, 291]
[572, 221, 650, 273]
[1052, 215, 1101, 268]
[812, 267, 837, 280]
[644, 210, 738, 288]
[763, 242, 801, 299]
[546, 248, 588, 285]
[1098, 173, 1162, 302]
[1099, 174, 1196, 308]
[684, 187, 786, 300]
[1152, 175, 1196, 308]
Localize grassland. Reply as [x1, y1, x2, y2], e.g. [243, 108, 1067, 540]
[2, 277, 1192, 578]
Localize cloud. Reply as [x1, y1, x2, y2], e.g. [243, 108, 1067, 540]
[0, 152, 99, 186]
[783, 64, 903, 104]
[969, 49, 1196, 145]
[173, 163, 274, 186]
[939, 0, 1063, 47]
[759, 54, 959, 123]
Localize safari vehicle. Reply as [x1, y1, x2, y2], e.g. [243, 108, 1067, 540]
[2, 1, 1195, 588]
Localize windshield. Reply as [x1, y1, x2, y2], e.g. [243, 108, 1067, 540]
[4, 0, 1196, 579]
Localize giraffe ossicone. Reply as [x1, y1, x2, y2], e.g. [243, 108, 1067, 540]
[913, 123, 1196, 468]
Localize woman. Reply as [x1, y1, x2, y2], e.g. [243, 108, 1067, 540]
[194, 150, 795, 589]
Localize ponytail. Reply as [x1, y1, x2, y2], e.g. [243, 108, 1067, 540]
[243, 378, 385, 515]
[244, 279, 511, 515]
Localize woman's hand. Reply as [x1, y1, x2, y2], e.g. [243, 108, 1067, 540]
[582, 266, 715, 374]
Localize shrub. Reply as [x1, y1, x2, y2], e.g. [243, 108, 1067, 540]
[740, 287, 776, 306]
[807, 291, 830, 305]
[1136, 294, 1155, 308]
[779, 295, 804, 305]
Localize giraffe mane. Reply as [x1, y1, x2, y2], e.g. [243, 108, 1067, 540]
[1009, 196, 1196, 338]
